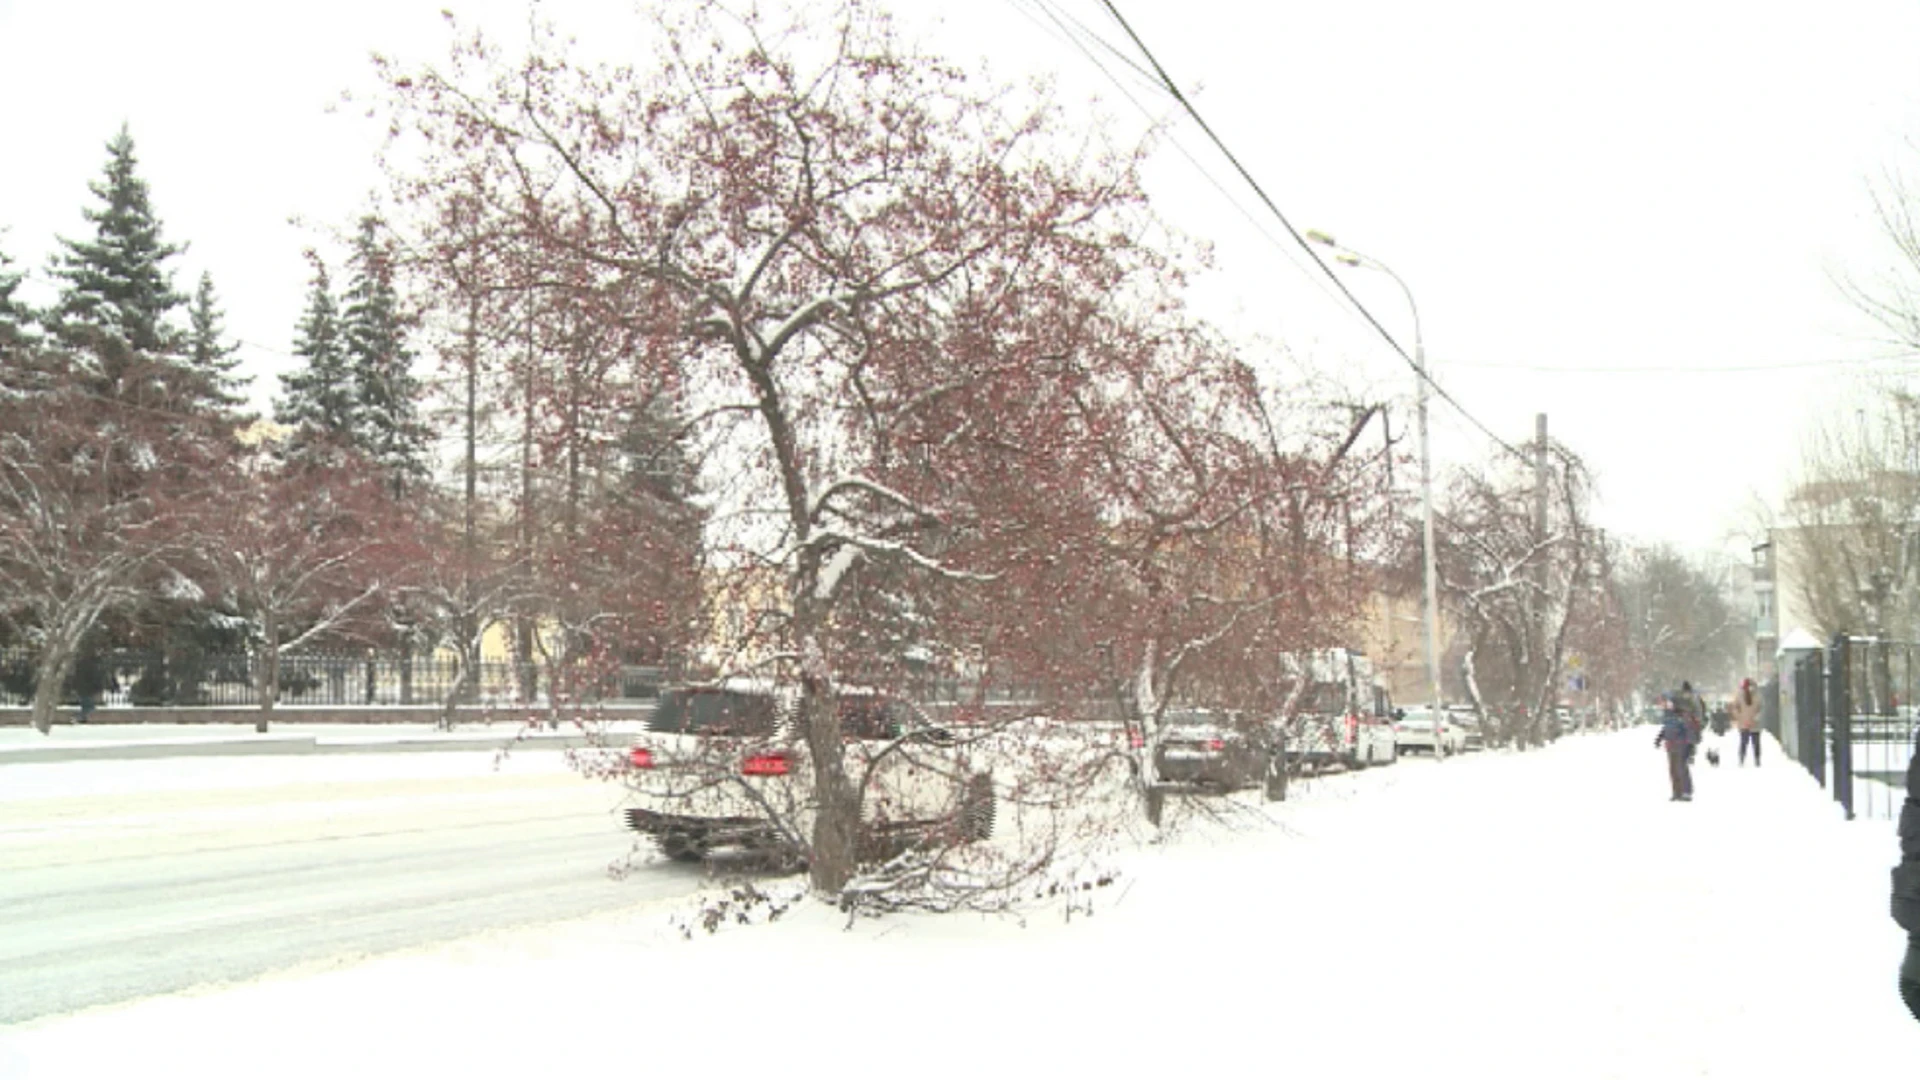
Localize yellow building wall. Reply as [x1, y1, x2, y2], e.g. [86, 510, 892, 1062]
[1354, 584, 1454, 708]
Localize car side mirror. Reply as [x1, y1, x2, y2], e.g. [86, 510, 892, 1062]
[1393, 708, 1406, 722]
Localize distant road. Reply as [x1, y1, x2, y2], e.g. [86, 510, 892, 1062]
[0, 753, 702, 1024]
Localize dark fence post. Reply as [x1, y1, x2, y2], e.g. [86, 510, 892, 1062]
[1796, 649, 1826, 786]
[1829, 632, 1854, 820]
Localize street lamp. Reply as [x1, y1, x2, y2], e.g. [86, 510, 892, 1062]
[1309, 230, 1446, 759]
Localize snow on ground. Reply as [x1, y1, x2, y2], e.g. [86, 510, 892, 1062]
[1, 727, 1913, 1078]
[0, 746, 584, 802]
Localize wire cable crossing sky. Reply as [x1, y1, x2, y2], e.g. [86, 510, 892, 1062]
[4, 0, 1919, 551]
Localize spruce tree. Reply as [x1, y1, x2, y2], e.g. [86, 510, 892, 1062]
[0, 242, 31, 353]
[186, 272, 250, 415]
[49, 126, 188, 396]
[621, 392, 701, 507]
[341, 217, 428, 496]
[0, 241, 46, 393]
[275, 260, 356, 462]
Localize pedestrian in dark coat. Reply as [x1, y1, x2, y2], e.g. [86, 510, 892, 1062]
[1677, 681, 1705, 765]
[1655, 697, 1693, 801]
[1893, 731, 1920, 1021]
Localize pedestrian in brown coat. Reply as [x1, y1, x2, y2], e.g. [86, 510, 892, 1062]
[1729, 678, 1762, 766]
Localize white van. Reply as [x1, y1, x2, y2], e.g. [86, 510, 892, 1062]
[1277, 649, 1398, 770]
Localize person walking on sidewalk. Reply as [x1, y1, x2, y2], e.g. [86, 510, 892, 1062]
[1656, 695, 1693, 802]
[1730, 678, 1762, 766]
[1892, 729, 1920, 1021]
[1676, 681, 1706, 766]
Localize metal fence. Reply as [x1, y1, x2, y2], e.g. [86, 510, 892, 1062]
[1782, 633, 1917, 821]
[0, 647, 666, 709]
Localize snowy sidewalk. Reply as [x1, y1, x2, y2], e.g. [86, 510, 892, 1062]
[0, 727, 1912, 1078]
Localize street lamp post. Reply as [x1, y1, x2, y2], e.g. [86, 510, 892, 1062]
[1307, 230, 1446, 758]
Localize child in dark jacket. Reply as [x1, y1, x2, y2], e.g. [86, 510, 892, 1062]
[1655, 700, 1692, 801]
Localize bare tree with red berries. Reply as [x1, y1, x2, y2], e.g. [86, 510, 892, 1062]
[377, 2, 1377, 896]
[0, 367, 221, 733]
[193, 442, 421, 732]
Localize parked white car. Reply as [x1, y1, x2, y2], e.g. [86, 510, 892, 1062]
[620, 682, 994, 864]
[1394, 705, 1466, 756]
[1357, 713, 1399, 766]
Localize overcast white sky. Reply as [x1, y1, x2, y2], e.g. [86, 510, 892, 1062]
[4, 0, 1919, 559]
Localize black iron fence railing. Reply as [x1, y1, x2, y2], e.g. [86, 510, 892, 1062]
[0, 647, 668, 709]
[1782, 634, 1918, 822]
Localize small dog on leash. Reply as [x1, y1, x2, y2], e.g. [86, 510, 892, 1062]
[1705, 747, 1721, 767]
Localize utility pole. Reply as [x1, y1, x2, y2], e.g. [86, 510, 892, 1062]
[1381, 408, 1401, 696]
[1416, 335, 1442, 756]
[1304, 230, 1443, 756]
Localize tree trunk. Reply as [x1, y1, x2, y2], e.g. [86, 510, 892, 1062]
[516, 296, 537, 708]
[459, 613, 481, 706]
[29, 639, 76, 736]
[461, 293, 479, 710]
[799, 676, 859, 894]
[399, 640, 413, 706]
[255, 616, 279, 734]
[513, 617, 535, 704]
[440, 658, 469, 732]
[1121, 641, 1170, 825]
[442, 619, 486, 730]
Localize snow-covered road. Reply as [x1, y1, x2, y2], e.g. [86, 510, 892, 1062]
[0, 751, 693, 1024]
[1, 728, 1914, 1078]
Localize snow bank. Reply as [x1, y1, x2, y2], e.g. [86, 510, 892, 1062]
[1, 729, 1912, 1079]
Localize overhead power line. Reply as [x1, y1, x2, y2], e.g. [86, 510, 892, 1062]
[1003, 0, 1367, 329]
[1094, 0, 1529, 460]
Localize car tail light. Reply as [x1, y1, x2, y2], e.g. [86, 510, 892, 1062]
[1207, 738, 1225, 751]
[1129, 731, 1145, 749]
[628, 747, 654, 769]
[743, 753, 792, 777]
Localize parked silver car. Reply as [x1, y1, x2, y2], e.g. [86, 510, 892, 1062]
[1445, 706, 1485, 751]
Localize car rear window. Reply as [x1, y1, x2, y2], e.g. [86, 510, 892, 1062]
[838, 696, 898, 740]
[650, 689, 781, 736]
